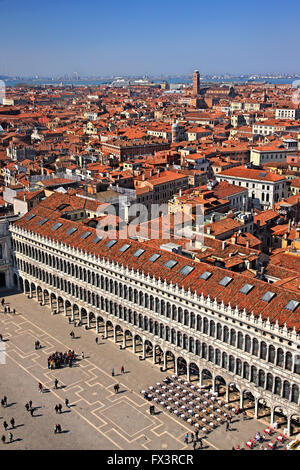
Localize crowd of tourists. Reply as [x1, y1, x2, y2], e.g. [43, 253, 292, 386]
[47, 350, 76, 369]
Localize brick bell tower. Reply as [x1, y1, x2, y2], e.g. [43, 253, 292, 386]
[192, 70, 200, 96]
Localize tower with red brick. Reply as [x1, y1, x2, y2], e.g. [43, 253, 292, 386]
[192, 70, 200, 96]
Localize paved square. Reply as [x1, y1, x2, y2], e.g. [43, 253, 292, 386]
[0, 290, 293, 450]
[102, 401, 153, 437]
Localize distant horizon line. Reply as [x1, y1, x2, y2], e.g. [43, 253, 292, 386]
[1, 72, 300, 80]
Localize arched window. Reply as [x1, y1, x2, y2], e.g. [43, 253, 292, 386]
[285, 352, 293, 371]
[222, 352, 227, 369]
[266, 373, 273, 392]
[223, 326, 229, 343]
[258, 370, 265, 388]
[276, 348, 284, 368]
[203, 317, 209, 334]
[245, 335, 251, 353]
[215, 349, 221, 366]
[202, 343, 207, 359]
[282, 381, 290, 400]
[291, 385, 299, 403]
[230, 329, 236, 347]
[217, 323, 222, 340]
[229, 355, 235, 372]
[260, 342, 267, 360]
[210, 321, 215, 337]
[269, 345, 275, 363]
[251, 366, 257, 384]
[252, 338, 259, 357]
[274, 377, 282, 396]
[208, 346, 214, 362]
[243, 362, 250, 380]
[236, 359, 242, 376]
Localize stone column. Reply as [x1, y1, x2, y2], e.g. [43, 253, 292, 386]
[239, 391, 244, 409]
[199, 370, 203, 387]
[133, 337, 136, 354]
[104, 322, 108, 338]
[270, 408, 275, 426]
[79, 309, 82, 321]
[64, 301, 67, 316]
[113, 327, 117, 343]
[212, 375, 216, 393]
[96, 318, 99, 334]
[187, 363, 190, 382]
[122, 333, 126, 349]
[287, 415, 291, 438]
[87, 314, 90, 328]
[254, 398, 259, 419]
[225, 384, 230, 403]
[174, 357, 178, 375]
[142, 341, 146, 360]
[163, 352, 167, 371]
[29, 284, 32, 299]
[153, 346, 156, 364]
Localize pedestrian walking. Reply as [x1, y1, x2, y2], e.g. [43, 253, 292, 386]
[191, 432, 194, 442]
[57, 424, 61, 433]
[114, 383, 120, 393]
[58, 404, 62, 414]
[198, 437, 203, 449]
[81, 352, 84, 359]
[4, 307, 7, 313]
[121, 365, 124, 374]
[193, 440, 196, 451]
[195, 430, 199, 442]
[65, 398, 70, 408]
[25, 403, 29, 412]
[3, 396, 7, 406]
[226, 421, 230, 432]
[184, 433, 189, 444]
[243, 410, 247, 421]
[38, 382, 43, 393]
[29, 400, 32, 408]
[10, 418, 15, 429]
[95, 337, 98, 344]
[228, 414, 232, 423]
[54, 425, 58, 434]
[54, 378, 58, 389]
[3, 421, 8, 431]
[1, 435, 5, 444]
[1, 399, 4, 407]
[13, 309, 15, 315]
[9, 432, 13, 443]
[0, 334, 2, 341]
[7, 306, 10, 313]
[30, 407, 34, 417]
[1, 298, 4, 307]
[111, 368, 114, 377]
[55, 405, 59, 414]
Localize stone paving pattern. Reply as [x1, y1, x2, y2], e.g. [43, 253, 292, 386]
[0, 290, 291, 450]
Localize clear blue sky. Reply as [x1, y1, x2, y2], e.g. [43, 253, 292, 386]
[1, 0, 299, 76]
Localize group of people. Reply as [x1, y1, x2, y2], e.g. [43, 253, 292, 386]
[1, 417, 15, 445]
[184, 431, 203, 450]
[111, 366, 125, 376]
[25, 401, 35, 416]
[47, 350, 76, 369]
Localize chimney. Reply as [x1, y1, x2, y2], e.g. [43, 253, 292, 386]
[222, 241, 226, 250]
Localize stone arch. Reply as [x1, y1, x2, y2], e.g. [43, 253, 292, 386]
[165, 351, 175, 371]
[215, 375, 226, 397]
[189, 362, 199, 382]
[177, 357, 187, 377]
